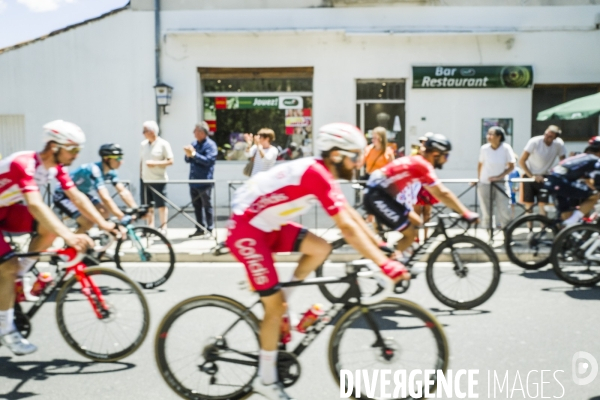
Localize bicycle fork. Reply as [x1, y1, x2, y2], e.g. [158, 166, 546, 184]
[74, 265, 110, 319]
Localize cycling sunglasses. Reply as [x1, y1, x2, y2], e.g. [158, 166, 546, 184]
[338, 150, 362, 163]
[106, 155, 123, 161]
[59, 145, 82, 154]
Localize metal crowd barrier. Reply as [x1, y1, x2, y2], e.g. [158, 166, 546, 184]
[142, 179, 218, 243]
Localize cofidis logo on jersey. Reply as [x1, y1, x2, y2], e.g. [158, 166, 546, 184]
[339, 352, 597, 399]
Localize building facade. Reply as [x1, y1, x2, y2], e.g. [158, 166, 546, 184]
[1, 0, 599, 205]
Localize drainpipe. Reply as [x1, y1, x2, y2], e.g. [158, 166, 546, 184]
[154, 0, 161, 128]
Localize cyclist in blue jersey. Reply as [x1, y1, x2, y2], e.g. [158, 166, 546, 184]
[544, 137, 600, 226]
[53, 143, 138, 233]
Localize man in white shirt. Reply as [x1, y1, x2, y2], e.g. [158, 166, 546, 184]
[140, 120, 174, 234]
[519, 125, 566, 216]
[244, 128, 279, 176]
[477, 127, 516, 229]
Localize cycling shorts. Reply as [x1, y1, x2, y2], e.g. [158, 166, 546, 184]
[545, 174, 594, 213]
[363, 185, 410, 232]
[226, 215, 308, 296]
[53, 190, 100, 219]
[0, 204, 36, 259]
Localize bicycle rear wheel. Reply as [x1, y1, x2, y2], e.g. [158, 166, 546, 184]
[427, 235, 500, 310]
[330, 298, 448, 400]
[55, 267, 150, 362]
[552, 224, 600, 286]
[505, 214, 558, 270]
[115, 226, 175, 289]
[155, 295, 260, 400]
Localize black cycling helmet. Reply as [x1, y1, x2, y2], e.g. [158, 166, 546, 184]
[99, 143, 124, 157]
[424, 133, 452, 153]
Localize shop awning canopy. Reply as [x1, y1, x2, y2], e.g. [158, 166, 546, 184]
[537, 92, 600, 121]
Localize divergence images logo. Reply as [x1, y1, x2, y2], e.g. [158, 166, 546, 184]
[572, 351, 598, 386]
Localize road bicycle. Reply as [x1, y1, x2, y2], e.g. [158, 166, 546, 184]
[504, 213, 561, 270]
[550, 222, 600, 286]
[3, 238, 150, 362]
[53, 204, 176, 289]
[317, 214, 501, 310]
[155, 259, 448, 400]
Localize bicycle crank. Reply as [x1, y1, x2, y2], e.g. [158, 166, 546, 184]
[277, 351, 301, 388]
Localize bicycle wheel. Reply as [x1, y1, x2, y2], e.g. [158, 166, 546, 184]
[316, 261, 384, 304]
[330, 298, 448, 400]
[427, 235, 500, 310]
[505, 214, 558, 270]
[55, 267, 150, 362]
[155, 295, 260, 400]
[115, 226, 175, 289]
[552, 224, 600, 287]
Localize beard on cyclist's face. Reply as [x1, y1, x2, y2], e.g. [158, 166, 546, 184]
[433, 152, 448, 170]
[58, 148, 78, 166]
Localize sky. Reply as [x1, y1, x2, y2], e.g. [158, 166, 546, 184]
[0, 0, 130, 49]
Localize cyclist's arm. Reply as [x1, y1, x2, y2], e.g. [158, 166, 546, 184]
[424, 183, 470, 216]
[97, 187, 125, 219]
[22, 191, 75, 240]
[331, 208, 388, 266]
[64, 187, 115, 232]
[114, 182, 137, 208]
[344, 204, 380, 247]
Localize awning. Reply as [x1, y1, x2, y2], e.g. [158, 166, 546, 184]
[537, 92, 600, 121]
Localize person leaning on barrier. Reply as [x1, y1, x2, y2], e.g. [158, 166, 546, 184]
[519, 125, 566, 216]
[477, 126, 516, 231]
[184, 121, 218, 238]
[140, 120, 174, 235]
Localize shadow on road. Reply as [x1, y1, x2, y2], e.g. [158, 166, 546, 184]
[429, 308, 491, 317]
[0, 357, 135, 399]
[517, 269, 559, 281]
[541, 286, 600, 300]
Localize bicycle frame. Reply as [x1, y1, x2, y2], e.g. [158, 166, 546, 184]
[404, 217, 460, 268]
[203, 270, 388, 368]
[124, 224, 148, 261]
[14, 248, 109, 323]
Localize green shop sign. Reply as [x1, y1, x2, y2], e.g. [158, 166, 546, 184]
[226, 97, 279, 109]
[412, 66, 533, 89]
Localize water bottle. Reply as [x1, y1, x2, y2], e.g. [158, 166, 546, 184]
[30, 272, 53, 297]
[15, 279, 25, 303]
[296, 304, 324, 333]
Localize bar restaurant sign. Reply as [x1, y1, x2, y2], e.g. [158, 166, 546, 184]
[412, 66, 533, 89]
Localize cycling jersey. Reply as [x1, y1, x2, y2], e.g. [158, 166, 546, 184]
[227, 157, 346, 294]
[544, 154, 600, 213]
[367, 155, 440, 202]
[55, 161, 118, 196]
[0, 151, 74, 207]
[549, 153, 600, 181]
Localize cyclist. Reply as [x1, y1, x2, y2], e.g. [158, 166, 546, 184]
[226, 123, 409, 400]
[543, 137, 600, 226]
[53, 143, 138, 233]
[0, 120, 104, 355]
[363, 133, 479, 260]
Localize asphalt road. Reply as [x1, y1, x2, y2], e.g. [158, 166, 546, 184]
[1, 262, 600, 400]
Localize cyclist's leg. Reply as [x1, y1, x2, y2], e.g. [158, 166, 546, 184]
[276, 224, 330, 280]
[396, 223, 418, 253]
[74, 195, 105, 233]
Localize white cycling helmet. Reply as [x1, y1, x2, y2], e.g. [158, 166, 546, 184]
[316, 123, 367, 152]
[43, 120, 86, 146]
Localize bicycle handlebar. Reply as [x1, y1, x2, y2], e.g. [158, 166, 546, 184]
[349, 259, 395, 305]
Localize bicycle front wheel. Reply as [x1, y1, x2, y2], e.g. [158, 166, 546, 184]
[505, 214, 558, 270]
[155, 295, 260, 400]
[427, 235, 500, 310]
[330, 298, 448, 400]
[55, 267, 150, 362]
[115, 226, 175, 289]
[552, 224, 600, 287]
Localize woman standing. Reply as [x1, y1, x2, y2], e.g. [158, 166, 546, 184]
[363, 126, 395, 179]
[245, 128, 279, 176]
[477, 126, 516, 231]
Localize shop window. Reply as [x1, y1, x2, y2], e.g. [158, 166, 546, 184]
[200, 68, 313, 162]
[356, 80, 406, 156]
[532, 84, 600, 141]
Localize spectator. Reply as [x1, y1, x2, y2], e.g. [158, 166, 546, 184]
[184, 121, 218, 238]
[363, 126, 395, 179]
[477, 126, 516, 230]
[244, 128, 278, 176]
[508, 167, 521, 218]
[519, 125, 566, 215]
[140, 120, 174, 235]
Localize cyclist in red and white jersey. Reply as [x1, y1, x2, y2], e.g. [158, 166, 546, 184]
[364, 133, 479, 259]
[0, 120, 119, 356]
[226, 123, 409, 400]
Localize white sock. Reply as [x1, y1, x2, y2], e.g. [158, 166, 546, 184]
[259, 349, 278, 385]
[17, 258, 37, 277]
[564, 210, 584, 226]
[0, 309, 15, 336]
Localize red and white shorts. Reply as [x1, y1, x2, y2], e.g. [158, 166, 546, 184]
[0, 204, 36, 259]
[226, 215, 307, 296]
